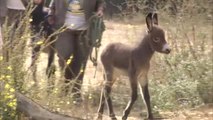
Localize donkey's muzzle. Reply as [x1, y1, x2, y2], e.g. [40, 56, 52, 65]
[162, 44, 171, 54]
[165, 48, 171, 54]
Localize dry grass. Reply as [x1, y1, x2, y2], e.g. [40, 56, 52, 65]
[1, 2, 212, 118]
[20, 12, 213, 119]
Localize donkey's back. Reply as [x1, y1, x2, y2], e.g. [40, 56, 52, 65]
[101, 42, 132, 70]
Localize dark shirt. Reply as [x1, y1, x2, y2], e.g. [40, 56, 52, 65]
[31, 2, 47, 26]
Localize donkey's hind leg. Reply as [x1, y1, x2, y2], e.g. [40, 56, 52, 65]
[97, 66, 117, 120]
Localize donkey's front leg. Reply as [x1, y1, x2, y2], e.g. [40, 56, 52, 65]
[139, 76, 153, 119]
[105, 78, 117, 120]
[122, 73, 138, 120]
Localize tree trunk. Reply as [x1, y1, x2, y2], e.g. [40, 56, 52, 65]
[16, 92, 85, 120]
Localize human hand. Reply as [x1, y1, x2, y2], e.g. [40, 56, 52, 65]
[47, 15, 55, 25]
[33, 0, 43, 4]
[96, 9, 104, 17]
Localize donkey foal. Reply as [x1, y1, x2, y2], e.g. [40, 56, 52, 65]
[97, 13, 171, 120]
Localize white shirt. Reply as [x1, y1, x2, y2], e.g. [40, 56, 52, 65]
[7, 0, 26, 10]
[64, 0, 87, 30]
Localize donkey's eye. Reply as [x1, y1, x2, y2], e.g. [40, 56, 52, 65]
[153, 37, 160, 42]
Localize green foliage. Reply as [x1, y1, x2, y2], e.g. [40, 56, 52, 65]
[148, 10, 212, 111]
[0, 65, 17, 120]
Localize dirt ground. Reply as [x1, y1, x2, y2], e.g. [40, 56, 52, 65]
[157, 104, 213, 120]
[63, 102, 213, 120]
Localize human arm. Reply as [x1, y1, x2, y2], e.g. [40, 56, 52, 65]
[96, 0, 105, 17]
[21, 0, 29, 7]
[47, 0, 55, 24]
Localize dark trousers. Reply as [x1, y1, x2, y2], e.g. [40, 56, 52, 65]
[55, 29, 91, 96]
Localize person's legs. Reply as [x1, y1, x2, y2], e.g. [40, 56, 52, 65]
[4, 9, 24, 61]
[30, 26, 42, 83]
[70, 30, 92, 98]
[55, 30, 91, 99]
[7, 9, 23, 26]
[55, 30, 74, 69]
[55, 29, 76, 94]
[30, 26, 41, 66]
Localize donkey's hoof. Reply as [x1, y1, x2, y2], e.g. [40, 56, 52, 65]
[111, 117, 117, 120]
[110, 114, 117, 120]
[96, 113, 103, 120]
[121, 116, 127, 120]
[96, 116, 102, 120]
[144, 116, 154, 120]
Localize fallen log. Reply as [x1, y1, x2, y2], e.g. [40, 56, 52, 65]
[15, 92, 85, 120]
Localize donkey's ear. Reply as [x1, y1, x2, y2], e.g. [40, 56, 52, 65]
[152, 13, 158, 25]
[146, 13, 153, 31]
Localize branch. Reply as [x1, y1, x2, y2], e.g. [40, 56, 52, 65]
[15, 92, 85, 120]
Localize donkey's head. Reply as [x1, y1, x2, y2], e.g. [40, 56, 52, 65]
[146, 13, 171, 54]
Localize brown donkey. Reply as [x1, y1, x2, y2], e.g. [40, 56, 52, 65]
[97, 13, 171, 120]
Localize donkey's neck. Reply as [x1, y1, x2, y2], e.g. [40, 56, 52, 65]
[134, 34, 154, 62]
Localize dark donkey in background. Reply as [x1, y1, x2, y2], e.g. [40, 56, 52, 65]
[30, 0, 55, 81]
[97, 13, 171, 120]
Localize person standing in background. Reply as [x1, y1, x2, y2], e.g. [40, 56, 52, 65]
[0, 0, 7, 50]
[0, 26, 2, 50]
[0, 0, 7, 25]
[2, 0, 26, 26]
[0, 0, 27, 51]
[48, 0, 105, 100]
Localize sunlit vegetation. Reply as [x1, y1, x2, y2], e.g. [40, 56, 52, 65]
[0, 0, 212, 119]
